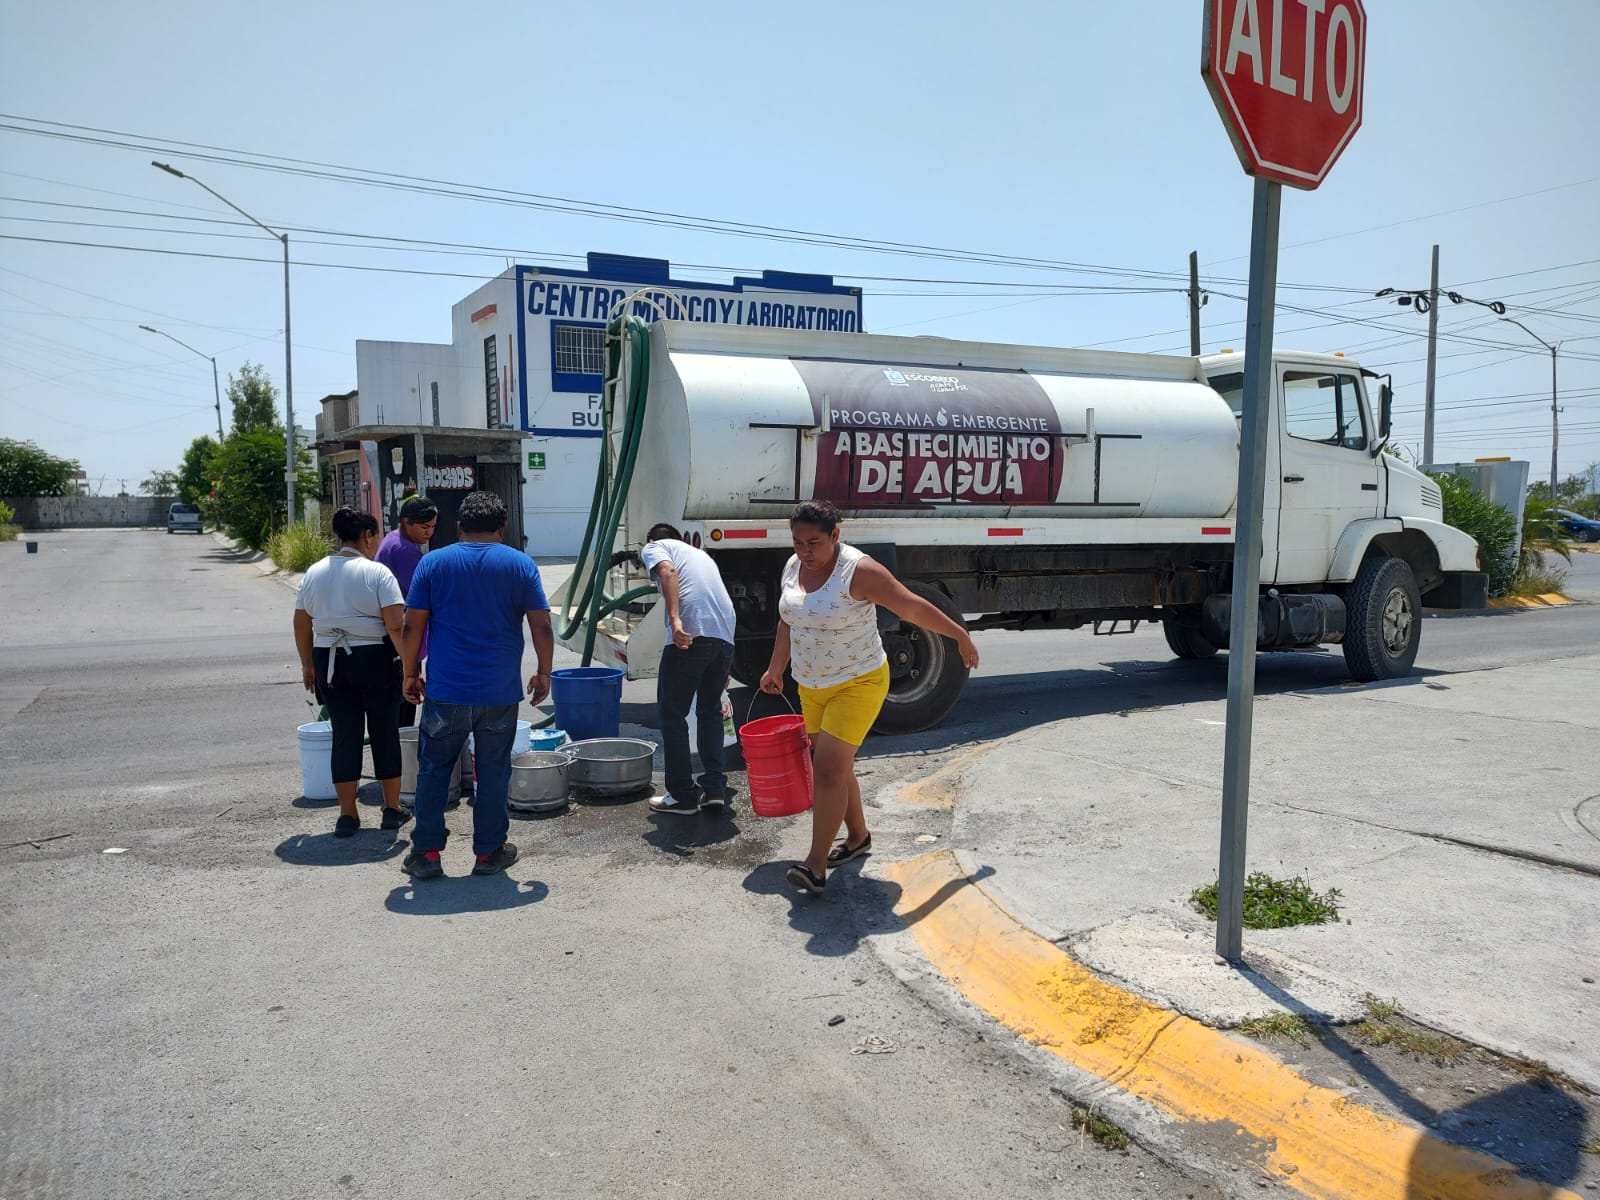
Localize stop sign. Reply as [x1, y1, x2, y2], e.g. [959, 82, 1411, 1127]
[1203, 0, 1366, 190]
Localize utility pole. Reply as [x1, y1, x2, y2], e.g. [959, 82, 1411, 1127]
[1423, 244, 1440, 466]
[1501, 317, 1562, 493]
[1188, 250, 1204, 356]
[1376, 254, 1505, 466]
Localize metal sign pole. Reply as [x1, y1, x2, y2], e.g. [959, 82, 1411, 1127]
[1216, 177, 1282, 963]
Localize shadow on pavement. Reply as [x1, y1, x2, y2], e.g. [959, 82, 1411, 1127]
[384, 874, 548, 915]
[274, 830, 409, 866]
[1245, 969, 1592, 1189]
[849, 654, 1448, 761]
[1408, 1081, 1588, 1196]
[740, 859, 993, 958]
[643, 809, 741, 859]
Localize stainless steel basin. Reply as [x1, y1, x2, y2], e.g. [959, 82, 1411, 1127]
[565, 738, 657, 796]
[507, 750, 573, 812]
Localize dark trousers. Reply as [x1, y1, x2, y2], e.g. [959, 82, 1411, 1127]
[657, 638, 734, 803]
[313, 642, 402, 784]
[413, 701, 517, 856]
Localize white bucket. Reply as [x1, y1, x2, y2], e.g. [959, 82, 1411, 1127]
[297, 721, 337, 801]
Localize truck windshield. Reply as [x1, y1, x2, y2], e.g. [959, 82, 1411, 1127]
[1206, 371, 1244, 415]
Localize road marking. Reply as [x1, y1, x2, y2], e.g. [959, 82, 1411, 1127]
[883, 849, 1582, 1200]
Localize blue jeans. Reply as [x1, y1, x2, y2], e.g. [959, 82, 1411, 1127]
[414, 700, 518, 856]
[657, 638, 735, 803]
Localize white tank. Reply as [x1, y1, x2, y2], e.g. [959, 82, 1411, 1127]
[624, 321, 1241, 528]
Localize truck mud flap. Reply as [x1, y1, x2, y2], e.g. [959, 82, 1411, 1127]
[1423, 571, 1489, 611]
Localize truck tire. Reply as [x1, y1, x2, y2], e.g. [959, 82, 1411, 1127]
[1162, 612, 1219, 660]
[874, 582, 969, 734]
[1343, 556, 1421, 682]
[730, 639, 774, 688]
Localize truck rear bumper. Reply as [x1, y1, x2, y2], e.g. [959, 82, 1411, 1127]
[1423, 571, 1488, 610]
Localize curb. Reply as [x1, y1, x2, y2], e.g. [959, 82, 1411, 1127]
[873, 848, 1584, 1200]
[210, 531, 302, 590]
[1487, 593, 1573, 609]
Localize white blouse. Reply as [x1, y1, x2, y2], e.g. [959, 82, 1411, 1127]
[778, 543, 887, 689]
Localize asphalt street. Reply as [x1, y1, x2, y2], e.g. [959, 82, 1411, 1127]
[0, 530, 1217, 1200]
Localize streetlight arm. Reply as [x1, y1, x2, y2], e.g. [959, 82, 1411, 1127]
[139, 323, 210, 362]
[1500, 316, 1556, 353]
[150, 161, 283, 242]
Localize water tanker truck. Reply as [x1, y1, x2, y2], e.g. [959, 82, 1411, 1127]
[551, 317, 1485, 733]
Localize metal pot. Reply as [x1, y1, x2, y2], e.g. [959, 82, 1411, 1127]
[565, 738, 657, 797]
[508, 750, 573, 812]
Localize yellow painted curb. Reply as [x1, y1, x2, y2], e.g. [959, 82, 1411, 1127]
[1488, 593, 1573, 609]
[895, 744, 992, 810]
[884, 850, 1581, 1200]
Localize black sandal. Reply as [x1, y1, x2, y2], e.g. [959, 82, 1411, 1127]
[827, 834, 872, 866]
[785, 863, 826, 895]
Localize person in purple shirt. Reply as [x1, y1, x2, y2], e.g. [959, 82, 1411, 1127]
[375, 494, 437, 725]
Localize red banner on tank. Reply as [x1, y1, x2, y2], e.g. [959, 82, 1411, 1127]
[791, 358, 1066, 509]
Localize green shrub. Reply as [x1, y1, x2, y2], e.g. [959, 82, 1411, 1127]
[0, 498, 16, 542]
[1427, 472, 1518, 597]
[267, 522, 332, 573]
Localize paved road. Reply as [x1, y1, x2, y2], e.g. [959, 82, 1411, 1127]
[0, 531, 1212, 1200]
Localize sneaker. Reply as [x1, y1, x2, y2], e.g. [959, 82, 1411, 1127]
[698, 790, 731, 812]
[333, 814, 360, 838]
[650, 793, 701, 816]
[402, 849, 443, 879]
[473, 842, 520, 876]
[380, 805, 414, 831]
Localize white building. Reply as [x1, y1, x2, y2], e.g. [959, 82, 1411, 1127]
[353, 252, 862, 555]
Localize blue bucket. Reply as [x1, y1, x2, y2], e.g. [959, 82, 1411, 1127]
[550, 667, 625, 742]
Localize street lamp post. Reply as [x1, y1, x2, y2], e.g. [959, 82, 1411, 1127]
[1500, 317, 1563, 494]
[139, 324, 224, 441]
[152, 162, 296, 519]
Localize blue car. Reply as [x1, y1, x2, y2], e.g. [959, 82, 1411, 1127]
[1553, 508, 1600, 543]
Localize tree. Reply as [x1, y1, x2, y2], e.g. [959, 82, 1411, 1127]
[209, 429, 317, 549]
[141, 469, 179, 496]
[175, 436, 221, 507]
[228, 362, 281, 436]
[0, 438, 80, 496]
[1525, 474, 1590, 506]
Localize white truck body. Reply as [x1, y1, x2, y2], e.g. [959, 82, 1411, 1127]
[555, 321, 1484, 731]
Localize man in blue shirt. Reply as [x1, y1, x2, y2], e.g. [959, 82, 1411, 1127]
[399, 491, 553, 879]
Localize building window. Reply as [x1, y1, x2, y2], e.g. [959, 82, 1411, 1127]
[551, 322, 605, 393]
[337, 461, 361, 510]
[484, 336, 500, 428]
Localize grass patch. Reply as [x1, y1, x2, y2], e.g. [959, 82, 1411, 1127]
[1190, 872, 1342, 929]
[1352, 996, 1470, 1065]
[267, 521, 331, 573]
[1069, 1106, 1130, 1152]
[1237, 1012, 1316, 1045]
[1509, 553, 1568, 597]
[0, 523, 19, 543]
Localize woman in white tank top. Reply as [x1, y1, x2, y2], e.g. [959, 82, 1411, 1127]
[761, 500, 979, 895]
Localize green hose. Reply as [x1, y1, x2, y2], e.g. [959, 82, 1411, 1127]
[555, 315, 655, 666]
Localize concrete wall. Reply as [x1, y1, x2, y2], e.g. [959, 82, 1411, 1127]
[3, 495, 176, 530]
[353, 339, 462, 428]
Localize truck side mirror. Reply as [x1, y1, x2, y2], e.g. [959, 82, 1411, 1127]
[1379, 383, 1393, 439]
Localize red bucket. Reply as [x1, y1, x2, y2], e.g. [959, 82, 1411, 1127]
[740, 713, 813, 817]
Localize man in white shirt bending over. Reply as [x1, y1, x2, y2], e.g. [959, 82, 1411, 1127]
[637, 523, 738, 816]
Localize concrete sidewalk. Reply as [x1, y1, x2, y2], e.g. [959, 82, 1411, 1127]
[919, 651, 1600, 1089]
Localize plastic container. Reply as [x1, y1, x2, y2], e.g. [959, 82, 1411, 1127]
[528, 727, 569, 753]
[739, 714, 813, 817]
[398, 725, 461, 803]
[468, 720, 535, 780]
[550, 667, 625, 742]
[296, 721, 337, 802]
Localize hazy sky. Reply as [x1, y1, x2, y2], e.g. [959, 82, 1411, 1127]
[3, 0, 1598, 491]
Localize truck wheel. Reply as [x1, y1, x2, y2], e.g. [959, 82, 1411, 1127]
[1343, 556, 1421, 682]
[729, 639, 774, 688]
[874, 582, 969, 734]
[1162, 612, 1219, 660]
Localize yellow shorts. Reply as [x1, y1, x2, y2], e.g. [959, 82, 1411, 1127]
[797, 661, 891, 748]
